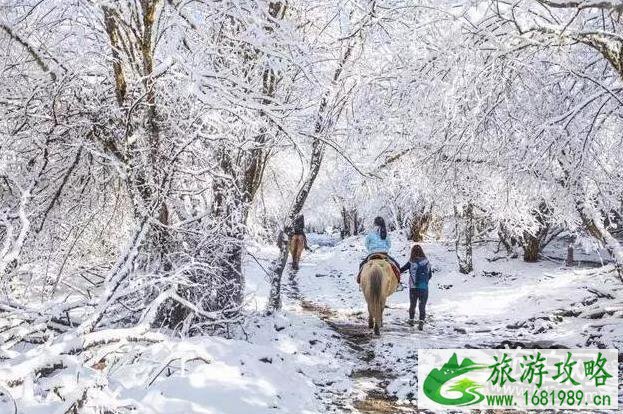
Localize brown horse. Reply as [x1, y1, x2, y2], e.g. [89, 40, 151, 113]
[360, 259, 399, 335]
[289, 235, 305, 270]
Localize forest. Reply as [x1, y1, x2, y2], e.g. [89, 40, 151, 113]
[1, 0, 622, 413]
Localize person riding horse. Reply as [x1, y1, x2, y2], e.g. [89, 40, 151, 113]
[292, 215, 310, 251]
[358, 216, 401, 334]
[357, 216, 401, 284]
[277, 214, 310, 270]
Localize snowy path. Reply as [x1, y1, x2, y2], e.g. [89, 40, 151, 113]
[2, 234, 619, 413]
[275, 233, 623, 413]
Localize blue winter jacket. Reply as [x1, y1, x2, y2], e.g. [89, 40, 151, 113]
[400, 258, 432, 289]
[365, 229, 391, 254]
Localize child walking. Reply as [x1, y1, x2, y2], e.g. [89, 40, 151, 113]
[400, 244, 433, 330]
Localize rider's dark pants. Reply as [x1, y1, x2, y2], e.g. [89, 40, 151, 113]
[409, 288, 428, 321]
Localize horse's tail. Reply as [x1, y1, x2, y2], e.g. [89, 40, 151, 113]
[369, 266, 383, 333]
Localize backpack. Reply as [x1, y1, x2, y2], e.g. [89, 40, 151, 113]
[409, 259, 430, 288]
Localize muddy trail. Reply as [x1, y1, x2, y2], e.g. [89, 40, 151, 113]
[283, 271, 418, 413]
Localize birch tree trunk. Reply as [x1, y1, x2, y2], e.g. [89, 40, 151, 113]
[267, 42, 355, 311]
[455, 202, 474, 274]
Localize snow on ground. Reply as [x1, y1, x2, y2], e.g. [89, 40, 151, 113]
[292, 231, 623, 410]
[1, 232, 621, 413]
[0, 315, 341, 414]
[0, 238, 353, 414]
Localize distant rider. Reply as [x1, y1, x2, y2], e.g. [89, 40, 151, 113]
[292, 214, 311, 251]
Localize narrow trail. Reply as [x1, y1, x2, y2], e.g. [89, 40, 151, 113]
[282, 269, 420, 413]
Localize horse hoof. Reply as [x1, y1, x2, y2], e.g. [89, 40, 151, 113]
[374, 326, 380, 336]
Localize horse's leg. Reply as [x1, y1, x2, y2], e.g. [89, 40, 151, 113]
[373, 297, 382, 335]
[367, 303, 374, 329]
[377, 273, 391, 329]
[379, 298, 386, 328]
[289, 240, 297, 270]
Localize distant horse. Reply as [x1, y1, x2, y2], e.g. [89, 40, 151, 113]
[289, 235, 305, 270]
[360, 259, 398, 335]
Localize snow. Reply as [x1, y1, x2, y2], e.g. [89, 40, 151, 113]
[279, 231, 623, 408]
[2, 0, 623, 412]
[1, 232, 621, 413]
[0, 318, 334, 413]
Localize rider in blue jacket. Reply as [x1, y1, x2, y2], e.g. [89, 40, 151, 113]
[358, 216, 400, 283]
[365, 227, 391, 253]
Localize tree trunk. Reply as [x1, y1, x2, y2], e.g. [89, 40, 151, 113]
[341, 206, 351, 238]
[409, 206, 433, 242]
[102, 6, 127, 106]
[267, 42, 355, 311]
[498, 224, 518, 258]
[522, 231, 540, 262]
[340, 207, 361, 238]
[162, 1, 289, 327]
[566, 244, 574, 267]
[521, 201, 551, 263]
[353, 209, 362, 235]
[267, 233, 291, 310]
[455, 202, 474, 274]
[577, 197, 623, 280]
[267, 137, 325, 311]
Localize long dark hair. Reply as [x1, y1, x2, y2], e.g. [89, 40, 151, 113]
[410, 244, 426, 261]
[373, 216, 387, 240]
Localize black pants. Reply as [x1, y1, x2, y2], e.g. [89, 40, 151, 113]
[409, 288, 428, 321]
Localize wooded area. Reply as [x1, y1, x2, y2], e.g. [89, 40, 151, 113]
[1, 1, 622, 412]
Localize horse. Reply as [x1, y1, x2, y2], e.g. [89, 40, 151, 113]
[360, 259, 399, 335]
[289, 234, 305, 270]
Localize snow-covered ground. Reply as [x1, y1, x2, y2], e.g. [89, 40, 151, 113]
[1, 232, 621, 413]
[290, 232, 623, 410]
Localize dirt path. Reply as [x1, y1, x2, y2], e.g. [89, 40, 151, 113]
[283, 272, 418, 413]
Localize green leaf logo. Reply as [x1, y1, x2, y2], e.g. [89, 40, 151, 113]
[423, 353, 488, 406]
